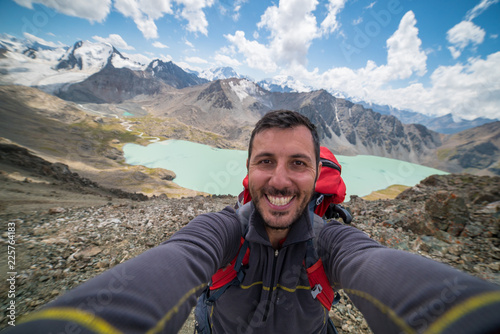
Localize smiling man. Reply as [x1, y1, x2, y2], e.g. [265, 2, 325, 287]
[8, 110, 500, 334]
[247, 112, 321, 247]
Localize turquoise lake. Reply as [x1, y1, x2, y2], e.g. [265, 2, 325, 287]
[123, 140, 448, 198]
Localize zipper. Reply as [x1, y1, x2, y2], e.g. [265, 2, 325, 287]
[263, 249, 279, 322]
[320, 158, 341, 171]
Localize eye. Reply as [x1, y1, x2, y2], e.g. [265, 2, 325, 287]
[259, 159, 272, 164]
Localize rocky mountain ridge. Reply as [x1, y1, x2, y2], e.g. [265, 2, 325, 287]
[1, 34, 496, 134]
[57, 62, 173, 104]
[357, 101, 495, 134]
[138, 80, 454, 168]
[146, 59, 208, 89]
[1, 34, 499, 176]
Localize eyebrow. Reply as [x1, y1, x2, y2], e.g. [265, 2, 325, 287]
[251, 152, 314, 163]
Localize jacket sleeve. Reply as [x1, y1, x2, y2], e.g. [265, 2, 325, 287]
[7, 206, 242, 334]
[318, 220, 500, 334]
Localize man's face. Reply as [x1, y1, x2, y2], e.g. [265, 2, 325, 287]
[247, 125, 319, 230]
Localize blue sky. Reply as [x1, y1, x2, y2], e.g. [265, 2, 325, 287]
[1, 0, 499, 121]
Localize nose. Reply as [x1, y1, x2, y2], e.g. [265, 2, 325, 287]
[268, 162, 293, 190]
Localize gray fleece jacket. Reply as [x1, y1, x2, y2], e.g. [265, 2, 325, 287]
[6, 204, 500, 334]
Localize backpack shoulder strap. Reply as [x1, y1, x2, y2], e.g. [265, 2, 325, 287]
[207, 202, 252, 294]
[306, 213, 341, 310]
[207, 235, 249, 302]
[194, 205, 251, 333]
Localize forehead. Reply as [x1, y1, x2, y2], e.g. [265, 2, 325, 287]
[251, 125, 315, 159]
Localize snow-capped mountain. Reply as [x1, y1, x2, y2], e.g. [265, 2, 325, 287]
[56, 40, 144, 72]
[146, 59, 208, 88]
[357, 100, 495, 134]
[257, 75, 313, 93]
[0, 35, 147, 94]
[198, 66, 248, 81]
[0, 34, 496, 134]
[0, 33, 66, 62]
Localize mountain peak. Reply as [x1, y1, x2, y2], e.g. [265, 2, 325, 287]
[257, 75, 312, 93]
[199, 67, 246, 81]
[145, 59, 207, 89]
[55, 40, 142, 72]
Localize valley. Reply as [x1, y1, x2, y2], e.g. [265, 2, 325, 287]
[0, 33, 499, 334]
[0, 34, 499, 201]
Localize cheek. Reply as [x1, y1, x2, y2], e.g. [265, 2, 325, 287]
[247, 171, 266, 194]
[296, 173, 317, 191]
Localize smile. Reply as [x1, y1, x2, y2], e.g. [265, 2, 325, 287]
[266, 195, 294, 207]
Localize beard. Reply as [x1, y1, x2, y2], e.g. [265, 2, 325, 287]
[250, 185, 313, 231]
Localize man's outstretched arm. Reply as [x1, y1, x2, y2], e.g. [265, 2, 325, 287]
[5, 207, 241, 334]
[318, 220, 500, 334]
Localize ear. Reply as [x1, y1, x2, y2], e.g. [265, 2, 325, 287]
[246, 158, 249, 171]
[315, 161, 322, 182]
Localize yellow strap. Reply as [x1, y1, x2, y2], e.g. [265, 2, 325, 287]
[344, 288, 415, 334]
[424, 291, 500, 334]
[18, 307, 122, 334]
[146, 282, 207, 334]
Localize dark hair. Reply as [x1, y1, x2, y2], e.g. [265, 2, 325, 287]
[248, 110, 320, 167]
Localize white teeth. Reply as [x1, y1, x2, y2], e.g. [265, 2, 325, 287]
[267, 195, 293, 206]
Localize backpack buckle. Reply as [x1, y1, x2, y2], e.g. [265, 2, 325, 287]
[315, 194, 324, 206]
[311, 284, 323, 299]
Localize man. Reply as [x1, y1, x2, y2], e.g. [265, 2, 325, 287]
[8, 110, 500, 333]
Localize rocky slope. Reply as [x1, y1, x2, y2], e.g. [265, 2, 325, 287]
[141, 79, 444, 165]
[56, 63, 174, 104]
[1, 173, 498, 332]
[437, 121, 500, 176]
[0, 85, 222, 198]
[55, 60, 206, 104]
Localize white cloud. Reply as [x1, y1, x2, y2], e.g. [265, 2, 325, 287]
[365, 2, 376, 10]
[315, 10, 426, 95]
[185, 39, 194, 48]
[232, 0, 248, 21]
[175, 60, 201, 73]
[92, 34, 135, 50]
[312, 51, 500, 121]
[23, 32, 65, 48]
[384, 11, 427, 79]
[392, 52, 500, 120]
[258, 0, 321, 67]
[13, 0, 111, 22]
[320, 0, 347, 35]
[289, 11, 477, 119]
[176, 0, 214, 35]
[184, 56, 208, 64]
[465, 0, 500, 21]
[446, 20, 485, 59]
[225, 31, 277, 72]
[152, 41, 169, 48]
[352, 17, 363, 25]
[159, 54, 173, 62]
[293, 11, 427, 116]
[113, 0, 169, 39]
[214, 53, 241, 67]
[226, 0, 349, 74]
[113, 0, 214, 39]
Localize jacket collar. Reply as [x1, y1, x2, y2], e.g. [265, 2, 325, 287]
[243, 202, 315, 248]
